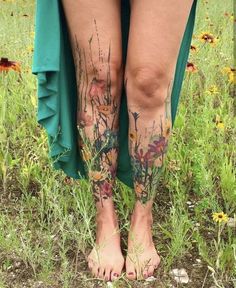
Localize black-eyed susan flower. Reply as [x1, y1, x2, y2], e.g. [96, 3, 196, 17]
[0, 57, 20, 72]
[190, 44, 197, 53]
[216, 122, 224, 129]
[198, 32, 218, 45]
[186, 62, 198, 73]
[222, 67, 236, 84]
[212, 211, 229, 223]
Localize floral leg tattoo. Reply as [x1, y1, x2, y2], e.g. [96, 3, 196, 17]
[127, 79, 173, 204]
[73, 20, 120, 206]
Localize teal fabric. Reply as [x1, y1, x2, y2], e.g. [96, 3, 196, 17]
[32, 0, 198, 188]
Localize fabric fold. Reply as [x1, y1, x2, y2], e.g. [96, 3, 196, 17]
[32, 0, 86, 180]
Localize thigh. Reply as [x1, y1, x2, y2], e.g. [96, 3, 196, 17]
[61, 0, 123, 84]
[126, 0, 194, 83]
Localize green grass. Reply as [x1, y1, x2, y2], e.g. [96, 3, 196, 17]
[0, 0, 235, 287]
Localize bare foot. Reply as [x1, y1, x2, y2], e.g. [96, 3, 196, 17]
[87, 201, 125, 281]
[125, 202, 161, 280]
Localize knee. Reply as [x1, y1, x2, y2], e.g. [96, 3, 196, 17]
[125, 65, 172, 107]
[87, 60, 123, 98]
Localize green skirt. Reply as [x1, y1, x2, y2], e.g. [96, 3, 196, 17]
[32, 0, 198, 188]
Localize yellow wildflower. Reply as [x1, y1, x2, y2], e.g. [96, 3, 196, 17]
[212, 212, 229, 223]
[206, 85, 219, 95]
[198, 31, 219, 46]
[186, 62, 198, 73]
[222, 67, 236, 84]
[216, 122, 224, 129]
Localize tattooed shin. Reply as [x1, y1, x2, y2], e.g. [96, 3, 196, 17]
[128, 78, 173, 204]
[73, 20, 120, 206]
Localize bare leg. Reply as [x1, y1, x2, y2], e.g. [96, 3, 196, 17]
[125, 0, 194, 280]
[61, 0, 124, 281]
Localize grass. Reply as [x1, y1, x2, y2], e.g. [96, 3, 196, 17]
[0, 0, 235, 287]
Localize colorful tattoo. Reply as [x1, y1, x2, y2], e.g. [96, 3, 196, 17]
[72, 20, 119, 206]
[128, 78, 173, 204]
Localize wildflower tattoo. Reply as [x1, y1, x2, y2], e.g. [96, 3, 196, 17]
[73, 20, 119, 206]
[128, 78, 173, 204]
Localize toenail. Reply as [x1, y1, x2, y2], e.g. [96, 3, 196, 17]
[143, 273, 148, 278]
[113, 273, 119, 277]
[128, 272, 134, 275]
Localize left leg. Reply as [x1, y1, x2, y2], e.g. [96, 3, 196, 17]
[124, 0, 194, 280]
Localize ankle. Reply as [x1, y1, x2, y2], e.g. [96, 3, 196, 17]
[96, 210, 118, 224]
[131, 211, 153, 226]
[131, 200, 153, 223]
[96, 201, 118, 224]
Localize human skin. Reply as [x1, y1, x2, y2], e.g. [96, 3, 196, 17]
[61, 0, 194, 282]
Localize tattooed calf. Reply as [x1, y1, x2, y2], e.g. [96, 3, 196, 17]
[73, 20, 120, 206]
[128, 78, 173, 204]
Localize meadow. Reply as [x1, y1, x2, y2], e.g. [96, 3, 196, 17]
[0, 0, 235, 287]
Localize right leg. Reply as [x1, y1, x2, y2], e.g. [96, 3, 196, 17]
[61, 0, 124, 281]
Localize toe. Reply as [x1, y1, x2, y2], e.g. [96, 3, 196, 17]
[142, 266, 149, 279]
[111, 270, 120, 281]
[147, 265, 155, 277]
[104, 266, 112, 282]
[126, 257, 136, 280]
[98, 266, 105, 279]
[126, 265, 136, 280]
[92, 263, 99, 278]
[126, 271, 136, 280]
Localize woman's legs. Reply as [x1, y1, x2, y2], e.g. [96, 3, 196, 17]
[61, 0, 124, 281]
[125, 0, 194, 280]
